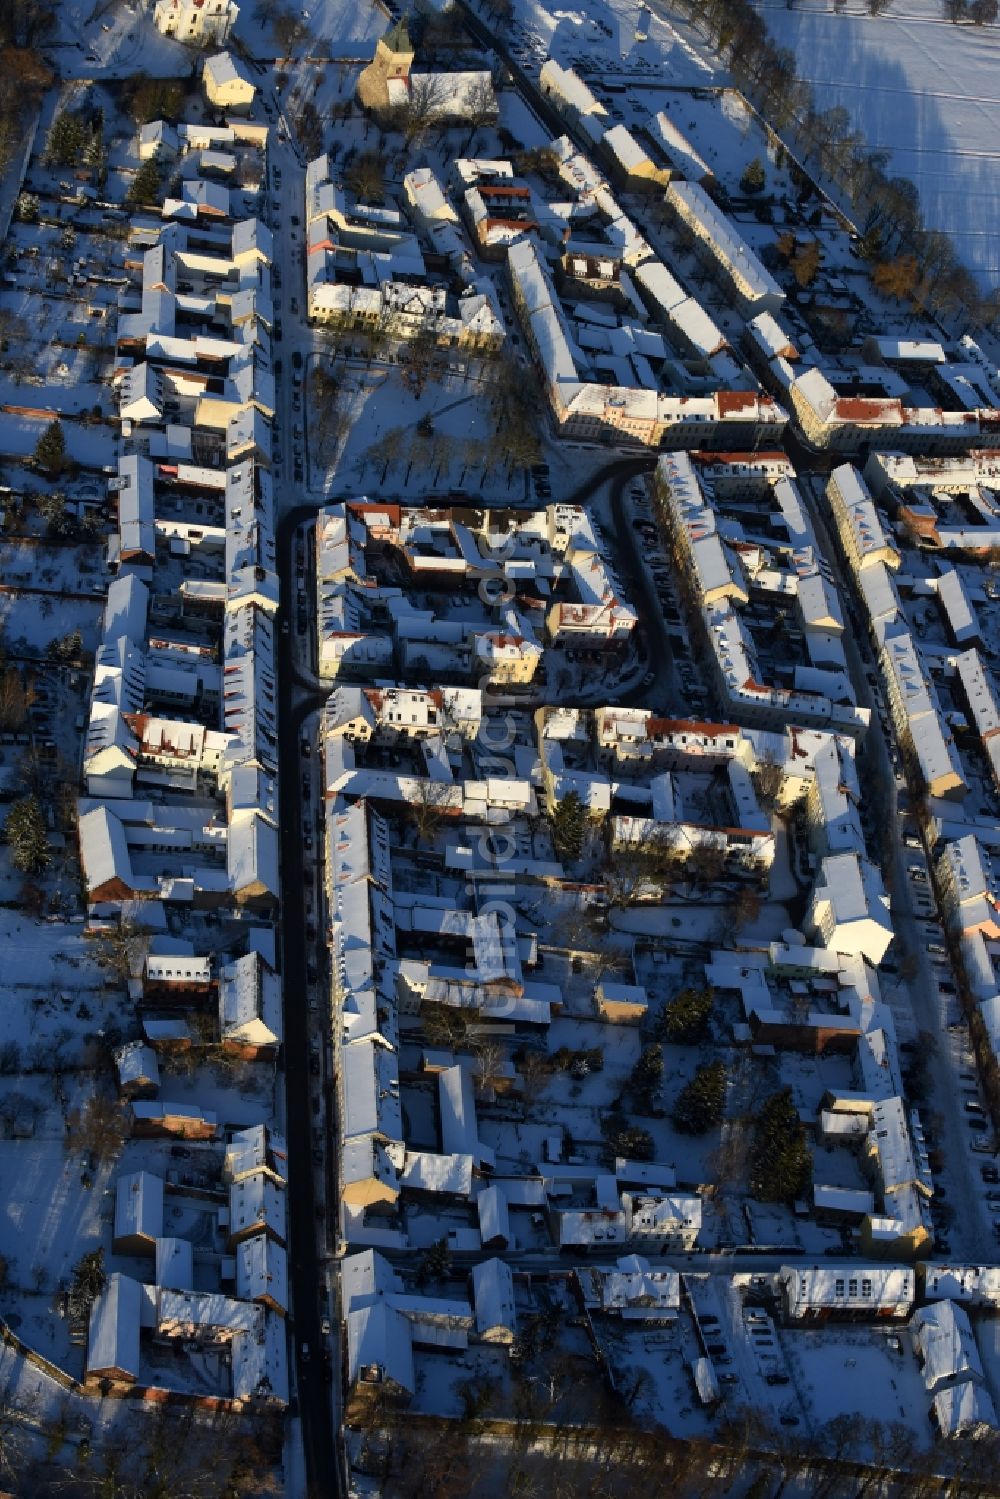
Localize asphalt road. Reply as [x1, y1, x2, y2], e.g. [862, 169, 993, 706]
[277, 504, 341, 1499]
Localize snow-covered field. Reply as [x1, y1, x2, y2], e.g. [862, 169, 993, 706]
[758, 0, 1000, 286]
[499, 0, 1000, 287]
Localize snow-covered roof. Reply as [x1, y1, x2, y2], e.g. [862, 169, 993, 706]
[232, 1308, 288, 1405]
[114, 1170, 164, 1244]
[476, 1183, 510, 1245]
[666, 181, 785, 307]
[936, 567, 979, 644]
[603, 124, 652, 174]
[346, 1303, 414, 1393]
[225, 1122, 288, 1184]
[911, 1300, 983, 1392]
[87, 1273, 141, 1380]
[933, 1381, 998, 1438]
[115, 1041, 160, 1092]
[219, 951, 282, 1046]
[540, 60, 607, 117]
[229, 1171, 287, 1241]
[79, 805, 134, 895]
[439, 1063, 492, 1165]
[236, 1233, 289, 1312]
[471, 1258, 517, 1341]
[651, 110, 712, 181]
[203, 51, 255, 95]
[780, 1263, 915, 1315]
[156, 1236, 194, 1291]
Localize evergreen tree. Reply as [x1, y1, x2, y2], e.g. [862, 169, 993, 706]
[6, 794, 50, 874]
[48, 629, 82, 664]
[67, 1249, 105, 1322]
[127, 156, 161, 206]
[672, 1061, 727, 1134]
[659, 985, 715, 1044]
[549, 789, 586, 862]
[46, 109, 87, 166]
[749, 1087, 812, 1202]
[33, 420, 66, 476]
[601, 1110, 655, 1161]
[629, 1043, 664, 1111]
[740, 155, 766, 194]
[37, 488, 71, 535]
[416, 1236, 452, 1287]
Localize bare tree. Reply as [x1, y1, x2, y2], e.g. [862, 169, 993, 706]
[66, 1094, 126, 1164]
[462, 76, 496, 144]
[473, 1036, 507, 1090]
[94, 919, 150, 982]
[0, 666, 28, 731]
[716, 884, 762, 943]
[376, 424, 407, 481]
[517, 1048, 551, 1106]
[346, 150, 385, 203]
[406, 776, 453, 841]
[750, 752, 784, 812]
[402, 318, 443, 396]
[401, 74, 449, 144]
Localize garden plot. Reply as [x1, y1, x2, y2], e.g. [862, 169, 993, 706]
[0, 591, 102, 660]
[0, 912, 117, 1054]
[0, 411, 113, 469]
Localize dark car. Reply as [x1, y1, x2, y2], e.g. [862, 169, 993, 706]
[292, 351, 303, 370]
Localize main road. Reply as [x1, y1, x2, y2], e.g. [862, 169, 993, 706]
[267, 92, 344, 1496]
[277, 504, 342, 1499]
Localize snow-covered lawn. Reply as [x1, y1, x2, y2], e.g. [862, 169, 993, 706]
[0, 411, 114, 470]
[760, 0, 1000, 286]
[783, 1325, 931, 1444]
[235, 0, 386, 61]
[0, 1130, 111, 1369]
[0, 592, 103, 661]
[327, 366, 538, 503]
